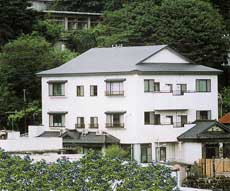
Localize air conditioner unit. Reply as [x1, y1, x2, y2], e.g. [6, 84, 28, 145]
[82, 129, 89, 136]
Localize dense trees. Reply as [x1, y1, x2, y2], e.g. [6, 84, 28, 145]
[0, 150, 176, 190]
[0, 35, 76, 130]
[221, 87, 230, 115]
[93, 0, 229, 69]
[0, 0, 38, 46]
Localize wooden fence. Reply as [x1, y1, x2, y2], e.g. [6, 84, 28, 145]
[199, 159, 230, 177]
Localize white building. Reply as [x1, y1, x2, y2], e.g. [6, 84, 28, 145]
[30, 0, 101, 31]
[2, 45, 229, 164]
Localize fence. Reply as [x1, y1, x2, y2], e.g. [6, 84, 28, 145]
[199, 159, 230, 177]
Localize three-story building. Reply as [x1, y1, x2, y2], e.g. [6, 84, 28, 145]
[36, 45, 222, 163]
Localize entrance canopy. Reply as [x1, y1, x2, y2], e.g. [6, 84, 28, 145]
[177, 120, 230, 142]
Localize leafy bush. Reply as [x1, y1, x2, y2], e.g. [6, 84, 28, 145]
[104, 145, 129, 160]
[0, 150, 176, 190]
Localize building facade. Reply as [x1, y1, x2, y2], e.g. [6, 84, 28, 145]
[33, 45, 222, 164]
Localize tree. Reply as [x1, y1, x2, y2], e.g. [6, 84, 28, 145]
[0, 35, 76, 129]
[221, 86, 230, 114]
[0, 0, 38, 46]
[0, 150, 176, 190]
[33, 20, 64, 44]
[95, 0, 229, 69]
[52, 0, 105, 12]
[206, 0, 230, 32]
[66, 29, 97, 53]
[104, 145, 129, 160]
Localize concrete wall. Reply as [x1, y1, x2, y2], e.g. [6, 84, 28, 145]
[0, 137, 62, 152]
[182, 142, 202, 164]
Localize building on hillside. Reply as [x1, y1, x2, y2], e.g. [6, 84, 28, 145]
[30, 0, 102, 31]
[1, 45, 229, 164]
[32, 45, 225, 164]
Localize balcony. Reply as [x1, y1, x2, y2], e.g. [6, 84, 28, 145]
[75, 123, 85, 129]
[89, 123, 99, 128]
[106, 123, 124, 128]
[105, 91, 124, 96]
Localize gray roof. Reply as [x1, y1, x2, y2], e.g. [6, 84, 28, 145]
[37, 131, 60, 137]
[38, 130, 120, 144]
[62, 130, 120, 144]
[37, 45, 221, 76]
[177, 120, 230, 141]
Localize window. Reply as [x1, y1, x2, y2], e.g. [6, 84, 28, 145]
[144, 112, 154, 124]
[145, 112, 161, 125]
[144, 112, 161, 125]
[106, 81, 124, 96]
[144, 80, 160, 92]
[144, 79, 154, 92]
[178, 84, 187, 94]
[154, 82, 160, 92]
[90, 85, 97, 96]
[156, 147, 166, 162]
[90, 117, 98, 128]
[166, 115, 173, 125]
[49, 113, 65, 127]
[76, 86, 84, 96]
[48, 82, 65, 96]
[196, 110, 211, 120]
[106, 113, 124, 128]
[196, 79, 211, 92]
[141, 144, 152, 163]
[166, 84, 173, 92]
[154, 114, 161, 125]
[180, 115, 188, 127]
[76, 117, 85, 128]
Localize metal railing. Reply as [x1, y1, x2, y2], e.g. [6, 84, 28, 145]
[89, 123, 99, 128]
[106, 123, 124, 128]
[105, 91, 124, 96]
[75, 123, 85, 128]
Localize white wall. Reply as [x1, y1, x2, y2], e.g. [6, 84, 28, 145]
[143, 48, 189, 63]
[41, 74, 218, 145]
[181, 142, 202, 164]
[40, 73, 218, 164]
[0, 137, 62, 152]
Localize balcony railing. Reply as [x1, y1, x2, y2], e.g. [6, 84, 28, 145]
[146, 122, 190, 128]
[89, 123, 99, 128]
[106, 123, 124, 128]
[173, 122, 186, 128]
[75, 123, 85, 129]
[105, 91, 124, 96]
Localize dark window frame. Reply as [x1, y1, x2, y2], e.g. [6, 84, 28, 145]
[49, 83, 65, 96]
[76, 85, 84, 97]
[90, 85, 98, 96]
[49, 113, 65, 127]
[196, 79, 211, 92]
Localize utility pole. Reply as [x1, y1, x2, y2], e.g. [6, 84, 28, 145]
[23, 89, 27, 134]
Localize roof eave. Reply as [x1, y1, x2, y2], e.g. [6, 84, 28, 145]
[36, 70, 221, 77]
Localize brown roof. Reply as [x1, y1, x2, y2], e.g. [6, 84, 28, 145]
[219, 113, 230, 124]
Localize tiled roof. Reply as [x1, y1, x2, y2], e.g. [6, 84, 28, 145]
[177, 120, 230, 141]
[38, 130, 120, 144]
[37, 131, 60, 137]
[219, 113, 230, 124]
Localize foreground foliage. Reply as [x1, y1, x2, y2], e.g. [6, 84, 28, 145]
[0, 150, 175, 191]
